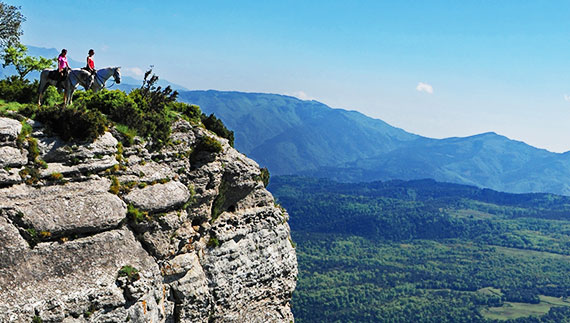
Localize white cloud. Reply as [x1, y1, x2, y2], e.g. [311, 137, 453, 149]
[124, 67, 144, 78]
[564, 94, 570, 102]
[287, 91, 315, 101]
[416, 82, 434, 94]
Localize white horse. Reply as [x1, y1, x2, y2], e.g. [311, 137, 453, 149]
[38, 67, 121, 106]
[38, 68, 93, 106]
[91, 67, 121, 92]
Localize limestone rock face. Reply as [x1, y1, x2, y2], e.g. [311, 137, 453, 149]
[0, 117, 297, 322]
[0, 117, 21, 144]
[124, 181, 190, 212]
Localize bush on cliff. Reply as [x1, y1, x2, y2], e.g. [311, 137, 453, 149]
[21, 105, 107, 142]
[201, 113, 235, 147]
[0, 76, 37, 103]
[1, 68, 234, 149]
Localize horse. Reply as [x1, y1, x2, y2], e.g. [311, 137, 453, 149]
[91, 67, 121, 92]
[38, 67, 121, 106]
[38, 68, 93, 106]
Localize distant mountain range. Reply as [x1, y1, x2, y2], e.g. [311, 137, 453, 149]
[179, 90, 570, 195]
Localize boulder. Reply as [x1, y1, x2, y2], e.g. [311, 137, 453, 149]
[124, 181, 190, 213]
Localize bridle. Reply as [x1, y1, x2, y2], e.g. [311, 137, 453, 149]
[93, 68, 121, 89]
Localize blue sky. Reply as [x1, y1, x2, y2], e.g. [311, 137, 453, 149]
[10, 0, 570, 152]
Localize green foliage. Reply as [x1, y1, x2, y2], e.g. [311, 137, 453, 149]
[1, 43, 54, 79]
[21, 105, 107, 142]
[31, 315, 42, 323]
[83, 304, 96, 318]
[109, 176, 120, 195]
[26, 136, 39, 161]
[259, 167, 270, 187]
[118, 265, 140, 282]
[210, 180, 229, 223]
[0, 98, 27, 116]
[25, 228, 37, 239]
[0, 76, 37, 103]
[19, 166, 39, 185]
[169, 101, 202, 124]
[18, 119, 31, 137]
[41, 85, 63, 107]
[0, 2, 25, 48]
[137, 68, 178, 112]
[207, 236, 220, 248]
[73, 88, 174, 148]
[49, 172, 63, 181]
[127, 204, 147, 223]
[197, 136, 222, 154]
[201, 113, 234, 147]
[270, 176, 570, 322]
[75, 89, 139, 125]
[114, 123, 136, 146]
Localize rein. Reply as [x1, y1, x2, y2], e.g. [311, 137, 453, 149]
[67, 71, 79, 88]
[94, 69, 118, 89]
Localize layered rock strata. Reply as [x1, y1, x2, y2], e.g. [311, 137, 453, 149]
[0, 116, 297, 322]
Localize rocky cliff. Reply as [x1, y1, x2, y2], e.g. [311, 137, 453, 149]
[0, 116, 297, 322]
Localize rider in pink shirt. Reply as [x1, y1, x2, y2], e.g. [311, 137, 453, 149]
[58, 49, 69, 72]
[57, 49, 70, 89]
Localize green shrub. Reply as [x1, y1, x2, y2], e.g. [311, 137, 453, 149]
[127, 204, 147, 223]
[169, 101, 202, 124]
[109, 176, 120, 195]
[0, 100, 29, 116]
[197, 136, 223, 154]
[0, 76, 37, 103]
[259, 167, 270, 187]
[26, 137, 39, 161]
[114, 123, 136, 146]
[201, 113, 234, 147]
[118, 265, 140, 282]
[22, 105, 107, 142]
[41, 85, 63, 107]
[32, 315, 43, 323]
[19, 166, 40, 185]
[211, 180, 229, 223]
[73, 89, 171, 148]
[207, 236, 220, 248]
[50, 172, 63, 181]
[18, 120, 32, 139]
[76, 90, 142, 128]
[134, 68, 178, 113]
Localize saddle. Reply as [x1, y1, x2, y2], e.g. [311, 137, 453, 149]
[47, 70, 60, 81]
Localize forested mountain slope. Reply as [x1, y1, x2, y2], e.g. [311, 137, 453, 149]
[178, 90, 419, 174]
[269, 176, 570, 322]
[180, 90, 570, 195]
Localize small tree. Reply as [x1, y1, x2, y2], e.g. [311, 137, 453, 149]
[137, 67, 178, 112]
[1, 43, 54, 79]
[0, 2, 25, 48]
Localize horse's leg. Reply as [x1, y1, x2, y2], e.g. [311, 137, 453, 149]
[63, 85, 68, 107]
[37, 76, 46, 106]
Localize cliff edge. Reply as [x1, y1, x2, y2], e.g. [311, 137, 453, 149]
[0, 116, 297, 322]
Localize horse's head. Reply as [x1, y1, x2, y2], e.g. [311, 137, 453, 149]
[113, 67, 121, 84]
